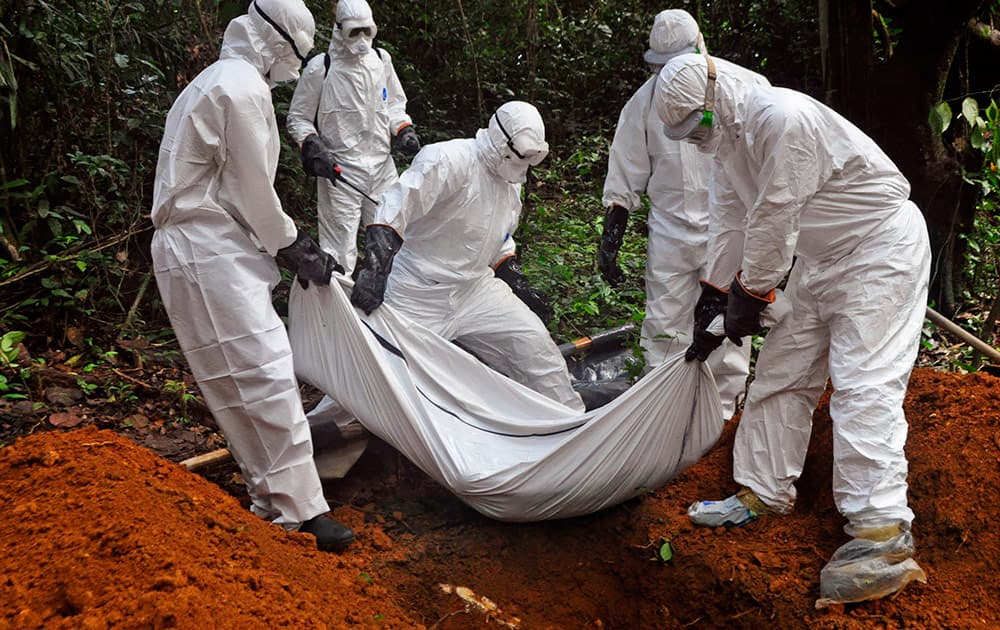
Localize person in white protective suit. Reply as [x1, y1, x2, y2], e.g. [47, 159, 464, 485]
[349, 102, 586, 412]
[598, 9, 763, 418]
[655, 53, 930, 605]
[150, 0, 355, 551]
[286, 0, 420, 275]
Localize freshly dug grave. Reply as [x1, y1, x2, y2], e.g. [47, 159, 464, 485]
[1, 367, 998, 629]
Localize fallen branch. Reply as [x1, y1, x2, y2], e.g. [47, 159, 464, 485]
[123, 270, 153, 331]
[111, 368, 158, 392]
[180, 448, 231, 471]
[925, 306, 1000, 364]
[0, 223, 151, 290]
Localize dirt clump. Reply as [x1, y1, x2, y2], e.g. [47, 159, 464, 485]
[1, 367, 998, 629]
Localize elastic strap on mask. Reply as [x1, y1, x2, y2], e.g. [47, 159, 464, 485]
[253, 0, 307, 66]
[493, 113, 546, 165]
[493, 113, 528, 160]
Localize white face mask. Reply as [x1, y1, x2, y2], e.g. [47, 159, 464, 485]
[495, 156, 532, 184]
[689, 123, 722, 154]
[347, 35, 373, 55]
[267, 56, 301, 86]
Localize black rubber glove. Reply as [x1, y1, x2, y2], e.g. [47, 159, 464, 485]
[351, 225, 403, 314]
[724, 272, 775, 345]
[495, 256, 554, 325]
[301, 134, 343, 182]
[394, 126, 421, 156]
[275, 228, 344, 289]
[685, 281, 728, 362]
[597, 205, 628, 286]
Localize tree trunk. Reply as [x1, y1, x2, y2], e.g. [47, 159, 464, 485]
[819, 0, 874, 132]
[822, 1, 988, 315]
[871, 3, 988, 315]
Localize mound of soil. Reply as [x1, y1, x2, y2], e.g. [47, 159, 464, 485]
[2, 367, 998, 628]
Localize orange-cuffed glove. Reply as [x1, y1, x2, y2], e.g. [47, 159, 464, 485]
[724, 272, 776, 345]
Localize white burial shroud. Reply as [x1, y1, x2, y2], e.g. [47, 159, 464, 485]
[288, 277, 724, 522]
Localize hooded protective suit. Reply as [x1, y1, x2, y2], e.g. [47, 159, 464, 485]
[150, 0, 329, 526]
[287, 0, 413, 274]
[657, 54, 931, 596]
[602, 11, 763, 416]
[368, 102, 584, 411]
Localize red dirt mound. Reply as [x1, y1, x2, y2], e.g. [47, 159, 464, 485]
[0, 427, 417, 629]
[1, 367, 998, 629]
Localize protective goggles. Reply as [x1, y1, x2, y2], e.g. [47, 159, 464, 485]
[346, 26, 374, 38]
[493, 113, 549, 166]
[253, 0, 308, 66]
[663, 55, 717, 143]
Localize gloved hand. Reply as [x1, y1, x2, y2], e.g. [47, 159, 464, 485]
[351, 225, 404, 314]
[597, 205, 628, 286]
[495, 256, 554, 325]
[275, 228, 344, 289]
[724, 272, 775, 345]
[394, 125, 421, 156]
[301, 134, 344, 183]
[685, 280, 728, 362]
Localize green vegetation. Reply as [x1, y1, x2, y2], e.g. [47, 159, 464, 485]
[0, 0, 997, 394]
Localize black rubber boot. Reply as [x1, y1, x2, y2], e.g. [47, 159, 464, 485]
[299, 513, 355, 551]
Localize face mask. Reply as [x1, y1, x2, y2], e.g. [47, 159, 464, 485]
[267, 56, 301, 86]
[692, 124, 722, 154]
[495, 156, 532, 184]
[347, 35, 373, 55]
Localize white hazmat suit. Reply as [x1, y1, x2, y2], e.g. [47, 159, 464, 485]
[150, 1, 329, 527]
[657, 53, 930, 604]
[356, 102, 585, 412]
[602, 10, 762, 416]
[287, 0, 414, 274]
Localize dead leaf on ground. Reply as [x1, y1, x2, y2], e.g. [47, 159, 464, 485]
[12, 400, 38, 416]
[117, 339, 150, 351]
[126, 414, 150, 429]
[48, 411, 84, 428]
[44, 386, 83, 406]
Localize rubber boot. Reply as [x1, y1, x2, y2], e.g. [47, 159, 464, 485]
[299, 513, 356, 551]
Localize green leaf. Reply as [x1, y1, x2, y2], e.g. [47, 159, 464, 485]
[1, 330, 26, 363]
[987, 100, 999, 123]
[972, 123, 986, 150]
[0, 178, 28, 191]
[657, 539, 673, 562]
[962, 97, 980, 127]
[928, 101, 952, 134]
[72, 218, 92, 235]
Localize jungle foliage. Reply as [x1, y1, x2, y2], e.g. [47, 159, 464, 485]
[0, 0, 996, 370]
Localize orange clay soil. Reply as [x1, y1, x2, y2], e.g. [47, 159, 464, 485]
[1, 367, 998, 629]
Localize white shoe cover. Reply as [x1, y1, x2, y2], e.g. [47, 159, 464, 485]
[687, 494, 759, 528]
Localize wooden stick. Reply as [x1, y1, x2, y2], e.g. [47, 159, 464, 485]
[180, 448, 232, 471]
[925, 306, 1000, 364]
